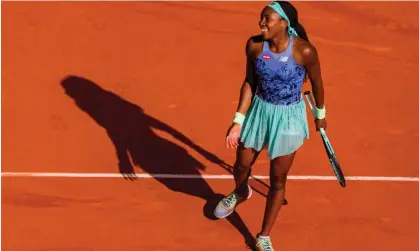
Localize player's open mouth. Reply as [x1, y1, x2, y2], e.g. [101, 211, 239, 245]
[261, 28, 268, 33]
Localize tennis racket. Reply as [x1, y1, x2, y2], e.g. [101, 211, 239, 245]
[303, 91, 346, 188]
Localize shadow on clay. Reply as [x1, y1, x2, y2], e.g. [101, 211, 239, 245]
[60, 75, 262, 249]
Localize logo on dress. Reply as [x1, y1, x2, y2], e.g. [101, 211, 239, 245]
[279, 56, 289, 62]
[262, 55, 271, 60]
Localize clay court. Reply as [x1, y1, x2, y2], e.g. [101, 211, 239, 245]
[2, 1, 419, 250]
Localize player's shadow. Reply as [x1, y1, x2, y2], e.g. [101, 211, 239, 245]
[60, 75, 256, 249]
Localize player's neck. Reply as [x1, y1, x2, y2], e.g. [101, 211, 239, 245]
[270, 33, 290, 51]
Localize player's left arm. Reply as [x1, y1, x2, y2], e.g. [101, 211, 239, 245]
[301, 42, 324, 109]
[301, 41, 327, 130]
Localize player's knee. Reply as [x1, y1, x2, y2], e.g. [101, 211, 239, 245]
[234, 161, 252, 172]
[270, 174, 287, 191]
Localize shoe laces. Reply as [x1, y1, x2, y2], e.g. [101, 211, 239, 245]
[222, 193, 237, 209]
[256, 237, 274, 251]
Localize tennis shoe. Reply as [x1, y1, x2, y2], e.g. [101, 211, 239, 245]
[213, 185, 252, 219]
[255, 235, 274, 251]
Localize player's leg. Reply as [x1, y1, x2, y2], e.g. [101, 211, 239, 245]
[214, 143, 260, 218]
[255, 151, 297, 250]
[233, 143, 260, 197]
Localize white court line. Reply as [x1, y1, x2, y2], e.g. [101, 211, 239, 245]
[1, 172, 419, 182]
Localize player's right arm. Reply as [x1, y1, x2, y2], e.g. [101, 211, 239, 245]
[226, 36, 262, 149]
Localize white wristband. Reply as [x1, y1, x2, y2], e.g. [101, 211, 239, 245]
[233, 112, 245, 125]
[314, 106, 326, 119]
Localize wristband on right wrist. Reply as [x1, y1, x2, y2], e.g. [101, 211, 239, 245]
[233, 112, 245, 125]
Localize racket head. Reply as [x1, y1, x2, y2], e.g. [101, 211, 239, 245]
[321, 134, 346, 187]
[330, 155, 346, 187]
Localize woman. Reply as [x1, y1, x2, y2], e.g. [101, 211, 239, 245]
[214, 1, 327, 250]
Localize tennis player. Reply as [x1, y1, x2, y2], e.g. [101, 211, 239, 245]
[214, 1, 327, 250]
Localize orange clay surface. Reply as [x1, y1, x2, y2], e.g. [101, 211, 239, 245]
[2, 2, 419, 251]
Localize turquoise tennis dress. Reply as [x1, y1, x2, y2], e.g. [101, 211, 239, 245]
[240, 35, 309, 159]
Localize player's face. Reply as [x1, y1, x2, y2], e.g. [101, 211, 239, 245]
[259, 7, 286, 40]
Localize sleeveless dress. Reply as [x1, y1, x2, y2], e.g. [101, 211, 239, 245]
[240, 35, 309, 159]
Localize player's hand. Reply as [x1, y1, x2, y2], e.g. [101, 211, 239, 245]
[315, 118, 327, 131]
[226, 123, 241, 149]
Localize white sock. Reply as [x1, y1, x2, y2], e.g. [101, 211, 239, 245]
[258, 235, 270, 239]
